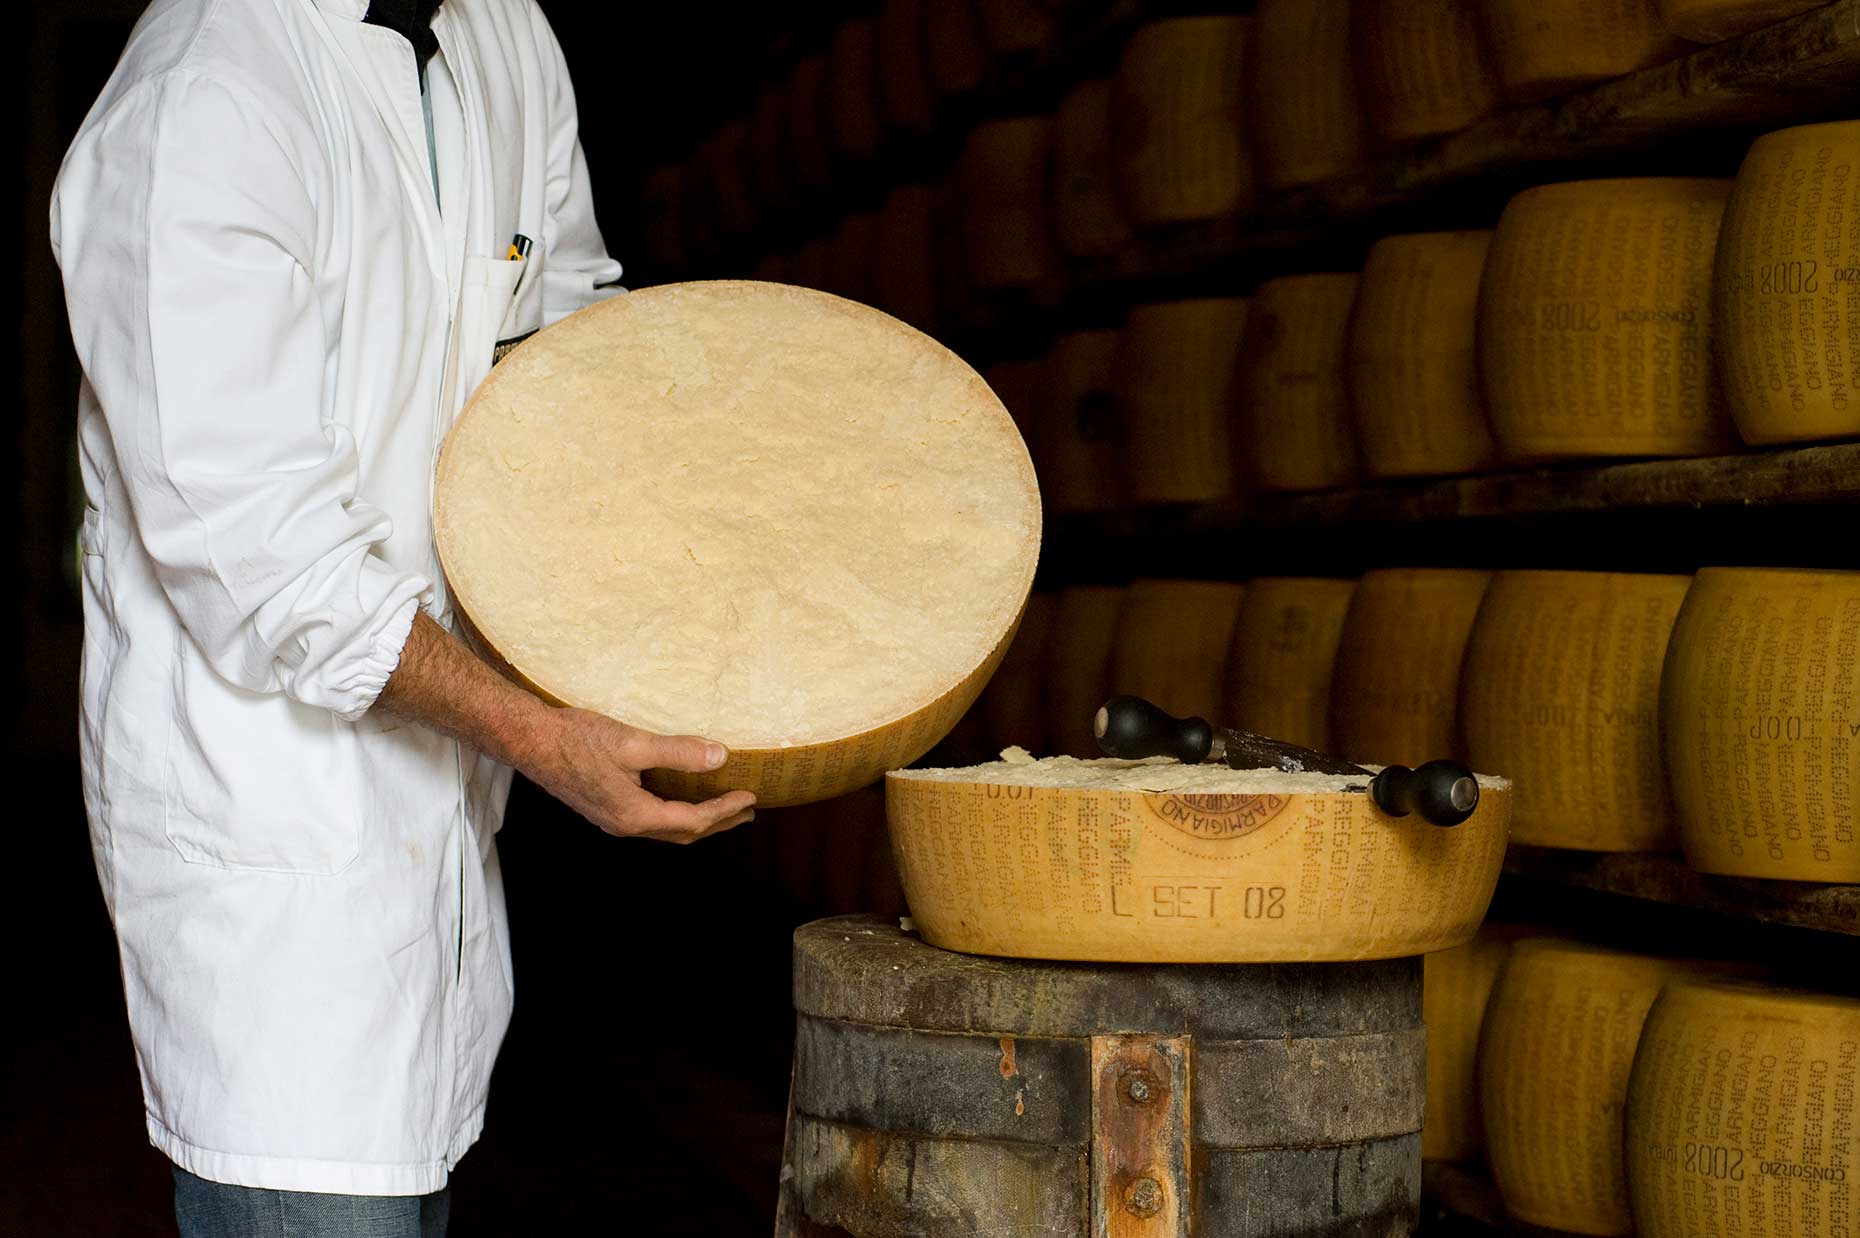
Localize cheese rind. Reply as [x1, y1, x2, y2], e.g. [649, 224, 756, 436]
[1480, 0, 1689, 105]
[1117, 298, 1250, 504]
[434, 281, 1042, 807]
[1112, 18, 1255, 224]
[885, 755, 1510, 962]
[1236, 273, 1363, 493]
[1460, 570, 1692, 851]
[1423, 926, 1522, 1163]
[1351, 0, 1502, 144]
[1246, 0, 1364, 189]
[1660, 567, 1860, 882]
[1224, 577, 1357, 753]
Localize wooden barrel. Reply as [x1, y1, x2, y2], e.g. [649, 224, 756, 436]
[876, 0, 937, 136]
[1329, 568, 1491, 767]
[1052, 78, 1132, 259]
[1223, 576, 1357, 752]
[1039, 328, 1124, 515]
[827, 19, 883, 163]
[1112, 18, 1256, 226]
[1117, 297, 1250, 504]
[1352, 0, 1502, 145]
[871, 184, 939, 333]
[956, 117, 1057, 292]
[978, 591, 1058, 755]
[1046, 586, 1124, 758]
[1655, 0, 1822, 40]
[786, 54, 834, 197]
[1110, 579, 1245, 724]
[1235, 273, 1363, 493]
[824, 212, 878, 304]
[1348, 230, 1499, 479]
[778, 916, 1425, 1238]
[1246, 0, 1365, 190]
[926, 0, 989, 99]
[1480, 0, 1689, 105]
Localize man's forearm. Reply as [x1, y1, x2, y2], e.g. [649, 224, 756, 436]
[376, 611, 557, 767]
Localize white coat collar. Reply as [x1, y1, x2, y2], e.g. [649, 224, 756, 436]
[312, 0, 371, 21]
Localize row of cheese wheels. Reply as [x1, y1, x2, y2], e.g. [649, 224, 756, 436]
[980, 569, 1860, 883]
[647, 0, 1828, 275]
[1425, 929, 1859, 1238]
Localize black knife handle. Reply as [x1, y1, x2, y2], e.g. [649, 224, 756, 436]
[1094, 695, 1215, 764]
[1370, 760, 1481, 828]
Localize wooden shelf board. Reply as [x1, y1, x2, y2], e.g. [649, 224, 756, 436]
[1503, 845, 1860, 936]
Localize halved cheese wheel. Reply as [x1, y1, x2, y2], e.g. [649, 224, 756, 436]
[1236, 273, 1363, 493]
[1352, 0, 1503, 144]
[1423, 925, 1525, 1163]
[1224, 576, 1357, 753]
[1480, 0, 1689, 105]
[434, 282, 1042, 807]
[1656, 0, 1823, 40]
[1459, 570, 1692, 852]
[1626, 976, 1860, 1238]
[1047, 586, 1125, 758]
[1110, 579, 1246, 725]
[1111, 18, 1256, 225]
[886, 752, 1510, 962]
[1246, 0, 1364, 189]
[1479, 940, 1681, 1235]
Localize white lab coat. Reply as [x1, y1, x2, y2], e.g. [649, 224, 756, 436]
[52, 0, 622, 1195]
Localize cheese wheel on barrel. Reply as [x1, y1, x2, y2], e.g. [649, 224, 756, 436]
[1422, 926, 1522, 1163]
[886, 752, 1511, 962]
[1478, 178, 1736, 462]
[1236, 273, 1363, 493]
[1716, 121, 1860, 444]
[980, 592, 1058, 754]
[1660, 567, 1860, 882]
[1111, 18, 1256, 225]
[1224, 577, 1357, 753]
[877, 0, 936, 136]
[1460, 571, 1692, 852]
[1626, 976, 1860, 1238]
[786, 54, 833, 196]
[1479, 940, 1682, 1235]
[1110, 580, 1245, 725]
[434, 282, 1042, 807]
[1053, 79, 1132, 260]
[1330, 569, 1491, 768]
[828, 20, 883, 163]
[1348, 231, 1499, 479]
[1047, 587, 1125, 758]
[956, 117, 1056, 292]
[1117, 298, 1249, 504]
[872, 184, 939, 333]
[1656, 0, 1825, 40]
[1246, 0, 1364, 190]
[1480, 0, 1690, 106]
[1351, 0, 1503, 145]
[1039, 329, 1124, 515]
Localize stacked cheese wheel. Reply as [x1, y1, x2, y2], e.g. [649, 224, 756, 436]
[1423, 926, 1524, 1164]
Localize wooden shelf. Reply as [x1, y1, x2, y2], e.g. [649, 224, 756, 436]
[1503, 846, 1860, 937]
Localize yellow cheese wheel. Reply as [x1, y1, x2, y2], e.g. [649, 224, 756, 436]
[1660, 567, 1860, 882]
[871, 183, 939, 334]
[1236, 273, 1363, 493]
[1626, 975, 1860, 1238]
[1116, 298, 1249, 504]
[1224, 577, 1357, 753]
[1459, 571, 1692, 852]
[926, 0, 988, 98]
[1348, 230, 1499, 479]
[1245, 0, 1365, 190]
[828, 19, 883, 162]
[1716, 121, 1860, 445]
[877, 0, 937, 136]
[980, 592, 1058, 755]
[1351, 0, 1503, 145]
[825, 212, 878, 305]
[1479, 178, 1736, 462]
[1480, 0, 1690, 105]
[1656, 0, 1825, 40]
[1047, 587, 1125, 759]
[434, 282, 1041, 808]
[956, 117, 1057, 291]
[1479, 940, 1683, 1234]
[886, 754, 1511, 962]
[1330, 569, 1491, 768]
[785, 54, 833, 195]
[1053, 78, 1132, 260]
[1423, 924, 1526, 1163]
[1110, 580, 1246, 725]
[1038, 329, 1124, 515]
[1111, 18, 1256, 225]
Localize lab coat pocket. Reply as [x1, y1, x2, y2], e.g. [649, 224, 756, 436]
[163, 643, 363, 875]
[456, 254, 527, 407]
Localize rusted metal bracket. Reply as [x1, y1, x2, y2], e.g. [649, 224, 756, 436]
[1090, 1035, 1190, 1238]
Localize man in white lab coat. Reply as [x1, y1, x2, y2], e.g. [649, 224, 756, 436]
[52, 0, 755, 1233]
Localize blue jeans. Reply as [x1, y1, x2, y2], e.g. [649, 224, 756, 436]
[173, 1167, 450, 1238]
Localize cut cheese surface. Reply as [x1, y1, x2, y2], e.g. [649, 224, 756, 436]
[1224, 577, 1357, 752]
[1112, 17, 1255, 224]
[1237, 273, 1363, 493]
[1716, 120, 1860, 444]
[1423, 924, 1526, 1163]
[1047, 586, 1125, 758]
[1656, 0, 1824, 40]
[1459, 571, 1692, 851]
[1479, 939, 1681, 1235]
[1480, 0, 1689, 105]
[886, 753, 1510, 962]
[1660, 567, 1860, 882]
[1479, 178, 1736, 462]
[1110, 579, 1246, 725]
[1348, 230, 1499, 479]
[1351, 0, 1502, 144]
[1626, 975, 1860, 1238]
[1246, 0, 1363, 189]
[435, 281, 1041, 805]
[1118, 298, 1250, 504]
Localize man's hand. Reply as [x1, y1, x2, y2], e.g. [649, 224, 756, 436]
[376, 612, 755, 842]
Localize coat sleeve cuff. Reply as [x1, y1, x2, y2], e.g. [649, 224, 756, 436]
[328, 592, 424, 723]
